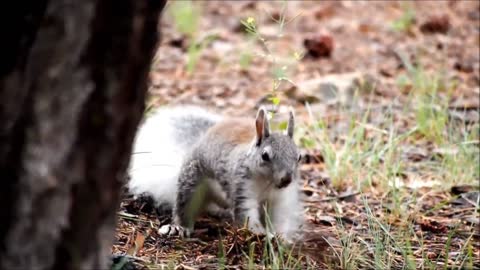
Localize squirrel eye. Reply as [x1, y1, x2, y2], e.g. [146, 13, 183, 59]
[261, 151, 270, 162]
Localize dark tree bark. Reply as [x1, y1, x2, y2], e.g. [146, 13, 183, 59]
[0, 0, 166, 269]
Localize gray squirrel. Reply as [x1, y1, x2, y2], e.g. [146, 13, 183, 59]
[128, 106, 304, 241]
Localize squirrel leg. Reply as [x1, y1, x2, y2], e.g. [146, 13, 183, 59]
[269, 184, 303, 242]
[159, 158, 207, 238]
[234, 192, 266, 235]
[204, 179, 233, 220]
[205, 203, 233, 220]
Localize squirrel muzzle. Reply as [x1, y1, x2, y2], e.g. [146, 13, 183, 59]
[277, 172, 293, 189]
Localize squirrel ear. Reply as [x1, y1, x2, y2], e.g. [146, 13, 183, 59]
[255, 107, 270, 146]
[286, 107, 295, 138]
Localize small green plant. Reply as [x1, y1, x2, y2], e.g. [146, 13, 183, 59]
[168, 1, 216, 75]
[185, 34, 217, 74]
[408, 67, 451, 144]
[240, 1, 303, 111]
[238, 222, 306, 269]
[363, 198, 398, 269]
[456, 229, 477, 269]
[391, 3, 416, 32]
[242, 205, 305, 269]
[329, 221, 366, 269]
[260, 235, 303, 269]
[439, 123, 480, 186]
[328, 199, 412, 269]
[247, 242, 256, 269]
[395, 53, 454, 144]
[217, 234, 226, 270]
[239, 51, 253, 70]
[415, 92, 448, 144]
[394, 53, 478, 187]
[169, 0, 200, 37]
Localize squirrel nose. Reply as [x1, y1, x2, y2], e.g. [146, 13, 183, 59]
[278, 173, 292, 188]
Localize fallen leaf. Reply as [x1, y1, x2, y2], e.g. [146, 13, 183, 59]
[417, 218, 448, 234]
[127, 231, 146, 256]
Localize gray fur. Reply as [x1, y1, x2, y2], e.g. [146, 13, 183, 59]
[170, 109, 220, 148]
[163, 107, 304, 241]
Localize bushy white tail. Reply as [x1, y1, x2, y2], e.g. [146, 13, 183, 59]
[127, 106, 221, 207]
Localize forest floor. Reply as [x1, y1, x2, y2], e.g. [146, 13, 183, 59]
[112, 1, 479, 269]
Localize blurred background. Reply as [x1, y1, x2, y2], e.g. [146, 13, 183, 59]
[151, 1, 478, 112]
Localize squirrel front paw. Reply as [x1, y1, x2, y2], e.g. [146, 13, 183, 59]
[158, 224, 191, 238]
[244, 221, 272, 238]
[250, 227, 274, 240]
[243, 220, 275, 240]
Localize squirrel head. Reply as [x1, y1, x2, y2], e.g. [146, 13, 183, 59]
[249, 107, 301, 189]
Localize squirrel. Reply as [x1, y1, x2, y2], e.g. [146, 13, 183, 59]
[128, 106, 304, 241]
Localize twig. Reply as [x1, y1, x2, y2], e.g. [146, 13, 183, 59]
[177, 263, 197, 270]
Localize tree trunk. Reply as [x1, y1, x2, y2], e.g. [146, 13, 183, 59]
[0, 0, 166, 269]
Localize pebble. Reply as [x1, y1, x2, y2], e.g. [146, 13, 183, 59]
[303, 34, 334, 58]
[420, 15, 450, 34]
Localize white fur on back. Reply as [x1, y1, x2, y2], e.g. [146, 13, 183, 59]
[127, 107, 221, 206]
